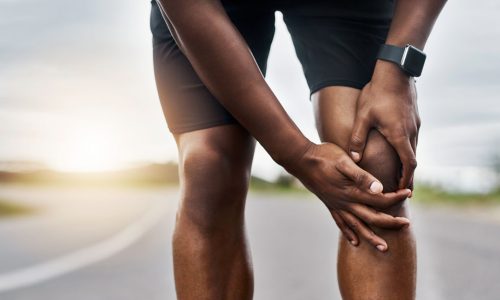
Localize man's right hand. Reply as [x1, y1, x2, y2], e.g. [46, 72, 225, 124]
[284, 142, 411, 252]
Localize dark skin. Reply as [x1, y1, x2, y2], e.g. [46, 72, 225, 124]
[349, 0, 448, 190]
[172, 125, 256, 299]
[158, 0, 411, 247]
[313, 86, 417, 299]
[155, 0, 446, 298]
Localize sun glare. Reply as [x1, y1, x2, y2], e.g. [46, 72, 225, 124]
[49, 125, 124, 173]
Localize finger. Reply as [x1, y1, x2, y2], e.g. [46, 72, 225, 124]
[408, 136, 417, 193]
[339, 210, 388, 252]
[335, 158, 384, 194]
[330, 210, 358, 246]
[408, 176, 414, 197]
[346, 203, 410, 229]
[349, 115, 371, 162]
[347, 186, 411, 209]
[414, 129, 420, 148]
[410, 135, 417, 157]
[389, 137, 417, 189]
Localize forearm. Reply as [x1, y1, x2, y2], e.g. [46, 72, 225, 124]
[386, 0, 447, 48]
[157, 0, 310, 165]
[373, 0, 447, 82]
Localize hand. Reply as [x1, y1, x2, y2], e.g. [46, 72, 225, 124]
[284, 142, 411, 251]
[349, 61, 420, 190]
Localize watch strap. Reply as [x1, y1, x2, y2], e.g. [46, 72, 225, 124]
[377, 44, 405, 66]
[377, 44, 426, 77]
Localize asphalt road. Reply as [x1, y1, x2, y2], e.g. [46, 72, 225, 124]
[0, 185, 499, 300]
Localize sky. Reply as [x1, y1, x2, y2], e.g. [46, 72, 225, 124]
[1, 0, 499, 192]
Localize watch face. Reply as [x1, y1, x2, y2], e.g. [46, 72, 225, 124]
[401, 45, 426, 77]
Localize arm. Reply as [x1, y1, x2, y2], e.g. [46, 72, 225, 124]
[157, 0, 411, 250]
[157, 0, 308, 164]
[349, 0, 447, 189]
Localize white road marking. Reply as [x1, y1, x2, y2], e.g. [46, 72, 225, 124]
[0, 199, 169, 293]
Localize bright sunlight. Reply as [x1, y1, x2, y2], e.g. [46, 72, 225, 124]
[48, 124, 123, 172]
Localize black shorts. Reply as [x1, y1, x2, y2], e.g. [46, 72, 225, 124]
[150, 0, 394, 134]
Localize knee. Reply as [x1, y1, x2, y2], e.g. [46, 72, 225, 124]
[358, 130, 413, 222]
[359, 130, 401, 194]
[176, 137, 252, 232]
[180, 141, 251, 198]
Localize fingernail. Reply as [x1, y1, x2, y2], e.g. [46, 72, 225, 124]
[350, 151, 360, 161]
[350, 240, 357, 246]
[408, 190, 413, 198]
[376, 245, 386, 252]
[369, 181, 383, 194]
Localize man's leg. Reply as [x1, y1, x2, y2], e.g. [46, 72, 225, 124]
[312, 86, 416, 300]
[173, 124, 255, 300]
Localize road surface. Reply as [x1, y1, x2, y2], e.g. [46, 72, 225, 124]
[0, 185, 499, 300]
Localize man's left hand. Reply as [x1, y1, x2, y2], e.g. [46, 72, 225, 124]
[348, 61, 420, 190]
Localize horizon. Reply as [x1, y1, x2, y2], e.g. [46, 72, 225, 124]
[1, 0, 500, 192]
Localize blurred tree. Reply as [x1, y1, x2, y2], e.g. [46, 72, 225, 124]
[275, 172, 295, 188]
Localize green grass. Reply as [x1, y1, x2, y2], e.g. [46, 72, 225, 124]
[250, 181, 500, 205]
[413, 184, 500, 205]
[0, 199, 35, 217]
[249, 176, 308, 194]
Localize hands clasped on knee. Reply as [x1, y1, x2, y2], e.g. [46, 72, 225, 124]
[283, 142, 411, 252]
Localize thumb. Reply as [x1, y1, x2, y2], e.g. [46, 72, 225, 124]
[349, 116, 370, 162]
[335, 157, 383, 194]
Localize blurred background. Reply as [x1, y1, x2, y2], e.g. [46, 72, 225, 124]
[1, 0, 500, 299]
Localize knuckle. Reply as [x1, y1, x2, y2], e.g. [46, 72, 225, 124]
[365, 231, 377, 242]
[354, 172, 367, 186]
[358, 114, 371, 125]
[382, 213, 394, 223]
[348, 221, 359, 230]
[336, 156, 350, 168]
[409, 126, 418, 136]
[387, 133, 406, 145]
[347, 188, 366, 203]
[365, 215, 375, 225]
[416, 118, 422, 129]
[363, 230, 377, 244]
[408, 158, 418, 170]
[390, 124, 408, 138]
[373, 212, 388, 224]
[350, 135, 364, 148]
[335, 157, 353, 173]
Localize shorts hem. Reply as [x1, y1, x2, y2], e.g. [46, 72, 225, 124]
[169, 119, 238, 134]
[309, 79, 366, 98]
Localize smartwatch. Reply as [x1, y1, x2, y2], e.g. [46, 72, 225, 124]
[376, 44, 426, 77]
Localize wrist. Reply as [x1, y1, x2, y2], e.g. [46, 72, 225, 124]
[273, 136, 314, 170]
[371, 59, 413, 91]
